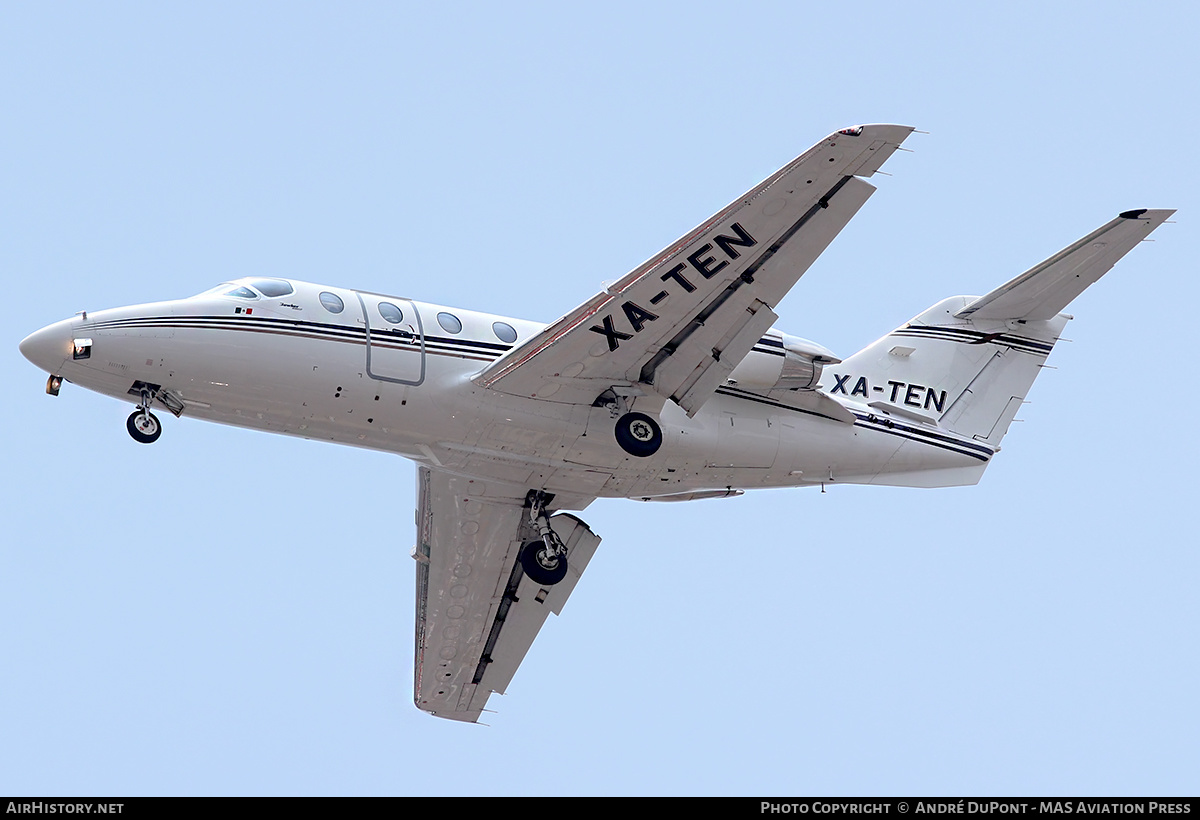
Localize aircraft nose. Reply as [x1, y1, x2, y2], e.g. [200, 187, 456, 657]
[19, 320, 72, 373]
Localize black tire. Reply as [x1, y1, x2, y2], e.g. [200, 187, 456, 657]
[127, 410, 162, 444]
[614, 412, 662, 457]
[520, 541, 569, 586]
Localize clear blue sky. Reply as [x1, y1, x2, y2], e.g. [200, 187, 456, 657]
[3, 1, 1197, 796]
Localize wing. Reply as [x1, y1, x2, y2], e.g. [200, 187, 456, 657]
[956, 209, 1176, 321]
[475, 124, 914, 416]
[412, 466, 601, 723]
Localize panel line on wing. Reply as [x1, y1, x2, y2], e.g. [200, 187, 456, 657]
[473, 550, 528, 685]
[639, 174, 854, 387]
[739, 175, 855, 281]
[471, 495, 541, 686]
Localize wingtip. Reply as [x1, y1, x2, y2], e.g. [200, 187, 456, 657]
[835, 123, 916, 138]
[1119, 208, 1176, 221]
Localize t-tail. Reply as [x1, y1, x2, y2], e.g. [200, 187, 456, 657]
[825, 209, 1174, 487]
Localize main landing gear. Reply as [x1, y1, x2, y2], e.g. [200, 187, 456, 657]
[596, 390, 664, 458]
[520, 495, 569, 586]
[520, 540, 568, 586]
[614, 411, 662, 458]
[126, 386, 162, 444]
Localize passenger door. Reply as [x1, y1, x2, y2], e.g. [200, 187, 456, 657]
[357, 293, 425, 385]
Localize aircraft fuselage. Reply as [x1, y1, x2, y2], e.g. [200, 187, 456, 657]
[20, 276, 985, 508]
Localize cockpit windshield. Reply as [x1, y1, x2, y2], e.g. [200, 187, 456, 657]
[191, 283, 257, 299]
[192, 278, 295, 299]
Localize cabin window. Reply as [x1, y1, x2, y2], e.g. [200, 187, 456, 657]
[247, 278, 294, 297]
[437, 312, 462, 334]
[492, 321, 517, 343]
[319, 292, 345, 314]
[378, 302, 404, 324]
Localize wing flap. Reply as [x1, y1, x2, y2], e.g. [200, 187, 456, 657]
[475, 514, 602, 693]
[658, 298, 779, 416]
[956, 209, 1175, 321]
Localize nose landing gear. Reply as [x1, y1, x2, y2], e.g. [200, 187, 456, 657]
[127, 409, 162, 444]
[126, 385, 162, 444]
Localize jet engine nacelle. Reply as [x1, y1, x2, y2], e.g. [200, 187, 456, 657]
[726, 332, 841, 391]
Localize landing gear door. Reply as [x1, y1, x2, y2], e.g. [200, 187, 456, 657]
[357, 293, 425, 386]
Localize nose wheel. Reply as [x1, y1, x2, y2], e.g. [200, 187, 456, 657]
[126, 388, 163, 446]
[127, 409, 162, 444]
[126, 385, 165, 444]
[614, 412, 662, 457]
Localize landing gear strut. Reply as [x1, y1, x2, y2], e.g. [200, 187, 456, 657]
[594, 390, 663, 458]
[520, 495, 569, 586]
[126, 386, 162, 444]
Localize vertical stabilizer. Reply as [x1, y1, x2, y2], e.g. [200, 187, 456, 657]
[822, 210, 1170, 485]
[830, 298, 1068, 447]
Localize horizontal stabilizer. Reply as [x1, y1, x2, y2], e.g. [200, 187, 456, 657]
[768, 386, 856, 425]
[956, 209, 1174, 321]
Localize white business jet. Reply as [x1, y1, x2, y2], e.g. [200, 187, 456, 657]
[20, 124, 1172, 722]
